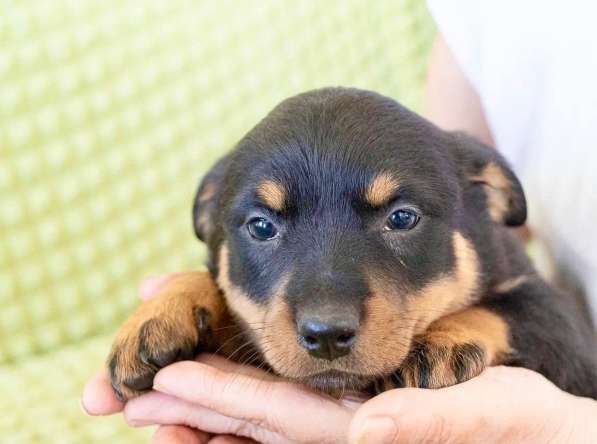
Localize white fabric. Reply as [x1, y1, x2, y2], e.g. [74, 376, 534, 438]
[427, 0, 597, 323]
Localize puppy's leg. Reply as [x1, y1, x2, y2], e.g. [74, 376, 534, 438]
[108, 271, 233, 401]
[396, 276, 597, 397]
[483, 276, 597, 399]
[398, 306, 511, 389]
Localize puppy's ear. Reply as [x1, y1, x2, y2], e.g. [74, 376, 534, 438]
[192, 154, 232, 243]
[452, 133, 527, 226]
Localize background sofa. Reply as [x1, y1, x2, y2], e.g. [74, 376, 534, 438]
[0, 1, 434, 442]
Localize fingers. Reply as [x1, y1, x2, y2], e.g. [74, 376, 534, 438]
[152, 427, 258, 444]
[139, 273, 182, 301]
[151, 425, 211, 444]
[124, 391, 291, 444]
[196, 354, 279, 381]
[348, 367, 568, 444]
[81, 369, 124, 416]
[152, 361, 354, 444]
[208, 436, 259, 444]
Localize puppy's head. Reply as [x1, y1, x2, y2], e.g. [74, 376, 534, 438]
[193, 87, 526, 392]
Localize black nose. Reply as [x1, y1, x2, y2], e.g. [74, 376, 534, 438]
[298, 319, 357, 361]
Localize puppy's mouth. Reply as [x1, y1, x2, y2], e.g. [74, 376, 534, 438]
[296, 370, 375, 394]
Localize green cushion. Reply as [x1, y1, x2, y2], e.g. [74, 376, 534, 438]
[0, 334, 150, 443]
[1, 0, 434, 442]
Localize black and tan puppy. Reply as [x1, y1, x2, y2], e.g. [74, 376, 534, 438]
[108, 87, 597, 401]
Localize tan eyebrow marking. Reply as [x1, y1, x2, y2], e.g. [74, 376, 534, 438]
[198, 183, 217, 204]
[470, 162, 511, 223]
[256, 179, 286, 211]
[365, 173, 400, 207]
[493, 275, 531, 294]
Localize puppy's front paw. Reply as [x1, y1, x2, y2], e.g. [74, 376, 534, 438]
[107, 273, 225, 401]
[108, 305, 213, 401]
[399, 334, 486, 389]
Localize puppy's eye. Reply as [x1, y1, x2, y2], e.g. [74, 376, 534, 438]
[247, 217, 278, 241]
[386, 209, 420, 231]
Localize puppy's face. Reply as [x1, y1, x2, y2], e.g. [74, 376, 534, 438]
[194, 88, 526, 392]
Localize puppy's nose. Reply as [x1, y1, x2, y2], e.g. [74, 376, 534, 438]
[298, 319, 357, 360]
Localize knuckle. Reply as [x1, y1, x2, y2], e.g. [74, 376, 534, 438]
[232, 419, 259, 440]
[418, 413, 452, 444]
[123, 405, 142, 427]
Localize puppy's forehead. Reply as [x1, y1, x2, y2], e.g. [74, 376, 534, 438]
[254, 170, 399, 214]
[251, 149, 394, 212]
[235, 88, 456, 213]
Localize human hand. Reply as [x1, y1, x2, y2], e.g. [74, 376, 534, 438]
[123, 362, 597, 444]
[124, 354, 361, 444]
[349, 365, 597, 444]
[83, 274, 597, 444]
[83, 345, 360, 444]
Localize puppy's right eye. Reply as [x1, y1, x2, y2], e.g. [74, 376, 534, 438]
[386, 208, 420, 231]
[247, 217, 278, 241]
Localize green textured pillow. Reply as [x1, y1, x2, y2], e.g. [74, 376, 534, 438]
[1, 0, 434, 364]
[1, 1, 434, 442]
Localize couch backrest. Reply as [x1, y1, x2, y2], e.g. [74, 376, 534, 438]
[0, 0, 434, 364]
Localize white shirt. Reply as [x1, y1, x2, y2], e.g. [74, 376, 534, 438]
[427, 0, 597, 323]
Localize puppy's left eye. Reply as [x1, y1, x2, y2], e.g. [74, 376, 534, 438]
[247, 217, 279, 241]
[386, 209, 420, 231]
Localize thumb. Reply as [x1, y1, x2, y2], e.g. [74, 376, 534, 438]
[347, 367, 569, 444]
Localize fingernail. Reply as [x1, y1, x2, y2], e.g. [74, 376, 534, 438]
[127, 417, 154, 427]
[152, 373, 165, 392]
[356, 416, 398, 444]
[80, 399, 92, 417]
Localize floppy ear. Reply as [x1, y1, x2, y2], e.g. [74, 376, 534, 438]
[192, 154, 232, 243]
[452, 133, 527, 226]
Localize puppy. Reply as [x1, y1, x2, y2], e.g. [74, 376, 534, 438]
[108, 87, 597, 401]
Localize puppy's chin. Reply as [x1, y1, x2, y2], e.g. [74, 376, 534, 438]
[294, 370, 375, 396]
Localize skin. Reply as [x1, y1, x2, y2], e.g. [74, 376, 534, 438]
[82, 34, 597, 442]
[423, 35, 495, 147]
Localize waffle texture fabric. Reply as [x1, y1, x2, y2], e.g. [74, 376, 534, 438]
[0, 1, 434, 442]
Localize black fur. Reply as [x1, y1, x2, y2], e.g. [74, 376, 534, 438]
[193, 87, 597, 398]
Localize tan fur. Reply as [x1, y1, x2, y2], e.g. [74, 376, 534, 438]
[198, 182, 217, 203]
[217, 243, 283, 364]
[195, 182, 218, 238]
[425, 307, 511, 359]
[470, 162, 511, 223]
[402, 307, 512, 388]
[108, 272, 229, 400]
[256, 179, 286, 211]
[217, 243, 268, 330]
[352, 292, 412, 375]
[263, 295, 304, 375]
[411, 232, 481, 334]
[493, 275, 530, 293]
[196, 212, 212, 239]
[365, 173, 400, 207]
